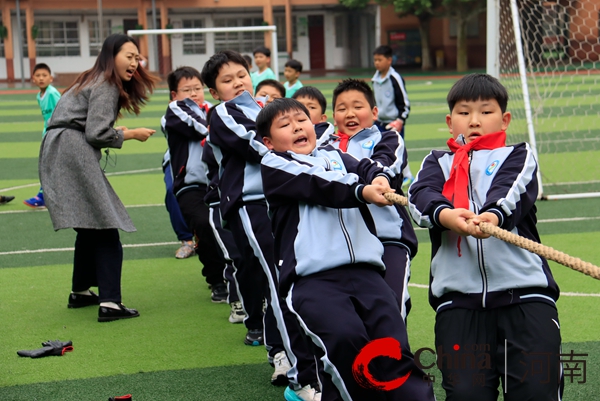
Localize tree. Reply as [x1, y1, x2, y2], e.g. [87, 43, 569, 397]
[442, 0, 486, 71]
[339, 0, 442, 71]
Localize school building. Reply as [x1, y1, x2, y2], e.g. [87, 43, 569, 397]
[0, 0, 492, 82]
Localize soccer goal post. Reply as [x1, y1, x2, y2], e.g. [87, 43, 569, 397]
[487, 0, 600, 200]
[128, 25, 279, 77]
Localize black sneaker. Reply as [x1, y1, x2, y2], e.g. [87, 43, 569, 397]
[0, 195, 15, 205]
[211, 283, 228, 303]
[244, 328, 264, 346]
[68, 291, 100, 308]
[98, 304, 140, 322]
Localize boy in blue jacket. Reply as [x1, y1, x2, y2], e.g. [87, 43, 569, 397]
[260, 98, 434, 401]
[322, 78, 417, 320]
[162, 66, 228, 302]
[201, 51, 319, 396]
[409, 73, 563, 400]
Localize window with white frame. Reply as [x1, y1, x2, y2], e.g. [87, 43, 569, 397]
[274, 15, 297, 52]
[214, 17, 264, 53]
[36, 20, 80, 57]
[89, 19, 112, 56]
[182, 19, 206, 54]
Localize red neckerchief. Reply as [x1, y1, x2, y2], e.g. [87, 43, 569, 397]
[442, 131, 506, 209]
[200, 102, 210, 113]
[336, 131, 351, 152]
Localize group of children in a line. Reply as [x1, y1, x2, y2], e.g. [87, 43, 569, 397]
[157, 44, 563, 400]
[32, 34, 563, 401]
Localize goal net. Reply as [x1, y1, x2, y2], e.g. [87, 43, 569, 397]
[491, 0, 600, 199]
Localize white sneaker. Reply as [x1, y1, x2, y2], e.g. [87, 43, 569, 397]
[228, 301, 246, 324]
[271, 351, 291, 385]
[284, 384, 321, 401]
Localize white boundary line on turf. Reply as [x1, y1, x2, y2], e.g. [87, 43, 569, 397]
[0, 168, 161, 192]
[0, 241, 179, 255]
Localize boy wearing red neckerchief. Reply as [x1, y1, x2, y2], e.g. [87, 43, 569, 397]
[409, 73, 563, 401]
[323, 79, 418, 322]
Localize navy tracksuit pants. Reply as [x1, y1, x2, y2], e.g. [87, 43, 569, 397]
[226, 203, 317, 387]
[286, 265, 435, 401]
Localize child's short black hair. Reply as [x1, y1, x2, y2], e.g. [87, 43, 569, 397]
[256, 98, 310, 139]
[284, 59, 303, 73]
[447, 73, 509, 113]
[292, 86, 327, 115]
[201, 50, 249, 90]
[256, 79, 286, 98]
[373, 45, 393, 58]
[167, 66, 203, 99]
[332, 78, 376, 110]
[243, 54, 253, 69]
[253, 46, 271, 58]
[32, 63, 51, 75]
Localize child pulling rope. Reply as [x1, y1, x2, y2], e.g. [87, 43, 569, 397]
[383, 192, 600, 280]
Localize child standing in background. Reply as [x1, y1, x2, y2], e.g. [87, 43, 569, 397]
[283, 59, 303, 98]
[292, 86, 334, 141]
[24, 63, 61, 209]
[255, 79, 286, 105]
[371, 45, 414, 188]
[251, 46, 277, 91]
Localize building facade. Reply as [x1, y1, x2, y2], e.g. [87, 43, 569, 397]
[0, 0, 491, 82]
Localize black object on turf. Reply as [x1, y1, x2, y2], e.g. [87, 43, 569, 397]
[17, 340, 73, 358]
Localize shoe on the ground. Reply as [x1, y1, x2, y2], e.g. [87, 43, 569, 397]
[68, 291, 100, 308]
[401, 176, 414, 191]
[98, 303, 140, 322]
[211, 282, 228, 303]
[0, 195, 15, 205]
[284, 384, 321, 401]
[108, 395, 132, 401]
[271, 350, 291, 386]
[175, 240, 195, 259]
[228, 300, 246, 324]
[244, 328, 264, 346]
[23, 193, 45, 208]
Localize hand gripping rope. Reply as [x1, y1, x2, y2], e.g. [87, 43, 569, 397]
[382, 192, 600, 280]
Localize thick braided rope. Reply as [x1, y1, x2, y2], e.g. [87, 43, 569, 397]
[477, 222, 600, 280]
[383, 192, 408, 206]
[383, 192, 600, 280]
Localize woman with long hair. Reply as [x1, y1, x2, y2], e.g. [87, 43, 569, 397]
[39, 33, 160, 322]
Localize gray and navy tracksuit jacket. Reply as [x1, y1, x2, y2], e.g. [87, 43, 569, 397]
[161, 98, 211, 197]
[261, 146, 394, 296]
[408, 140, 560, 313]
[315, 121, 335, 141]
[320, 125, 418, 257]
[207, 91, 268, 220]
[372, 67, 410, 124]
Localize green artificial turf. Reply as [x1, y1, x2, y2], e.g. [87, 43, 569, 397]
[2, 75, 599, 400]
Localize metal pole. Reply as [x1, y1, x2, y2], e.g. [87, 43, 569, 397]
[98, 0, 103, 40]
[151, 0, 159, 72]
[15, 0, 25, 84]
[509, 0, 544, 198]
[486, 0, 499, 78]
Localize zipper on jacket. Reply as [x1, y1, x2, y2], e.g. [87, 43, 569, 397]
[469, 151, 488, 308]
[338, 210, 355, 263]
